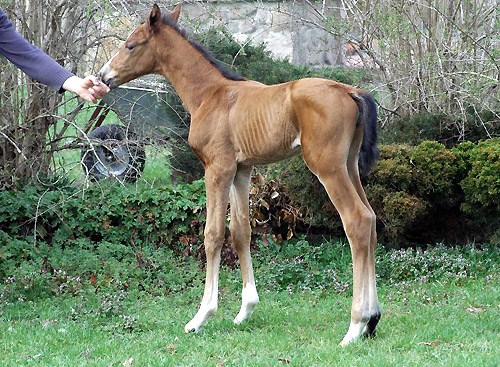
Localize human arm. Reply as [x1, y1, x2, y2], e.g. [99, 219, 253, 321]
[0, 7, 73, 91]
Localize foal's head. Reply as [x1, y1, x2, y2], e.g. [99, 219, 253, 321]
[99, 4, 180, 88]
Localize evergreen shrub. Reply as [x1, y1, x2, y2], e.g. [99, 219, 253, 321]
[273, 139, 500, 244]
[458, 139, 500, 216]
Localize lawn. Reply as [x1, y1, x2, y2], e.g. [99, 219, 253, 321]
[1, 263, 498, 366]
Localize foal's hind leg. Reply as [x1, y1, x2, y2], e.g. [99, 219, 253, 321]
[302, 142, 378, 346]
[346, 126, 381, 338]
[229, 165, 259, 324]
[185, 162, 236, 333]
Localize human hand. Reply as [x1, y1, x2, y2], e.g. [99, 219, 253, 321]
[62, 75, 110, 103]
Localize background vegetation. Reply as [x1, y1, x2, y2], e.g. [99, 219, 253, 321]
[305, 0, 500, 139]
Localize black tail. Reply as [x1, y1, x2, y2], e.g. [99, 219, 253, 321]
[349, 91, 379, 176]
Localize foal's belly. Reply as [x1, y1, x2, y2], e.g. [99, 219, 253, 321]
[230, 85, 300, 166]
[234, 132, 301, 166]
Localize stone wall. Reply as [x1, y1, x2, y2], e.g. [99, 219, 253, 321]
[182, 1, 345, 66]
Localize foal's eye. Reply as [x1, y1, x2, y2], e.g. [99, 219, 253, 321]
[125, 44, 135, 51]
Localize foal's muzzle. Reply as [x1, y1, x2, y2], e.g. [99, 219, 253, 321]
[98, 67, 117, 89]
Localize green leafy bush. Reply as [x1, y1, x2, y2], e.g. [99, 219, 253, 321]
[370, 141, 458, 198]
[369, 144, 414, 192]
[0, 180, 208, 304]
[53, 181, 205, 248]
[410, 141, 458, 197]
[271, 139, 500, 244]
[367, 185, 428, 240]
[458, 139, 500, 216]
[0, 180, 207, 284]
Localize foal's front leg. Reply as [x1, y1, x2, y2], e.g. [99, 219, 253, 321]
[229, 165, 259, 324]
[184, 164, 235, 333]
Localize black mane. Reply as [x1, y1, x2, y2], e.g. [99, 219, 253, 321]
[161, 15, 246, 82]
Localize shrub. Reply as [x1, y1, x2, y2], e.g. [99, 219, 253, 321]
[0, 180, 207, 277]
[366, 185, 428, 241]
[268, 139, 500, 244]
[458, 138, 500, 217]
[369, 141, 458, 200]
[369, 144, 414, 192]
[409, 141, 458, 198]
[0, 180, 208, 302]
[54, 181, 206, 250]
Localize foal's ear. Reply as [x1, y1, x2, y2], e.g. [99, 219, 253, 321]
[170, 3, 181, 23]
[148, 4, 161, 31]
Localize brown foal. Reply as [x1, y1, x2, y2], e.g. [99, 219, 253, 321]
[99, 4, 381, 346]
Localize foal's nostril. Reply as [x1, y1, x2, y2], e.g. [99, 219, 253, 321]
[103, 77, 115, 88]
[98, 69, 106, 82]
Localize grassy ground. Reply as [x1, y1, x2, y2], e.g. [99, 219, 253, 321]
[1, 270, 498, 366]
[5, 110, 500, 365]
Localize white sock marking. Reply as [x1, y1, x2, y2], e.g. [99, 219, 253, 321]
[234, 282, 259, 324]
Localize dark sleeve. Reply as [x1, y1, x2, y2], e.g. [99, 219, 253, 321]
[0, 7, 74, 92]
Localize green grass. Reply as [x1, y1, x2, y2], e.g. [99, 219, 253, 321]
[1, 271, 498, 366]
[1, 148, 499, 367]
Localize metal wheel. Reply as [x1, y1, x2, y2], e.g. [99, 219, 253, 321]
[81, 124, 145, 182]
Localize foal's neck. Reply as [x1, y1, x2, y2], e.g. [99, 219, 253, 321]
[156, 27, 231, 114]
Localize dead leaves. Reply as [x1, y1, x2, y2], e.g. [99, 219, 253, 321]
[249, 175, 301, 242]
[167, 343, 177, 353]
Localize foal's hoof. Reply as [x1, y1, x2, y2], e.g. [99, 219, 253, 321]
[339, 322, 365, 347]
[184, 321, 202, 333]
[365, 312, 381, 337]
[339, 312, 382, 347]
